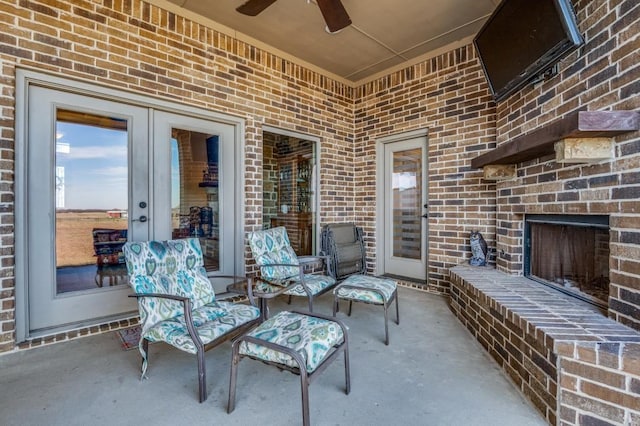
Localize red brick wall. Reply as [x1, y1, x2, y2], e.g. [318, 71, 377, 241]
[490, 0, 640, 331]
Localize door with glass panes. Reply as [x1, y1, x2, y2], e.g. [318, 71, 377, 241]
[382, 136, 428, 281]
[25, 86, 237, 335]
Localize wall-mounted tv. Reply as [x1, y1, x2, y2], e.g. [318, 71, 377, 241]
[474, 0, 583, 102]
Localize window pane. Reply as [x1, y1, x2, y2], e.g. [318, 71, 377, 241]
[55, 110, 129, 294]
[392, 148, 422, 259]
[171, 129, 219, 271]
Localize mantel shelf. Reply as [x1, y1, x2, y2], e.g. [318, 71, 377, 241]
[471, 111, 640, 169]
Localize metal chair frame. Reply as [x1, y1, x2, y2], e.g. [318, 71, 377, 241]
[128, 275, 261, 403]
[253, 254, 337, 315]
[228, 310, 351, 426]
[333, 283, 400, 345]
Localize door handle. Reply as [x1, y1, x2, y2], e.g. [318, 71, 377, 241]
[422, 213, 428, 218]
[132, 215, 148, 223]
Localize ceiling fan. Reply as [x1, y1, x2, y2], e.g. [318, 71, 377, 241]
[236, 0, 352, 33]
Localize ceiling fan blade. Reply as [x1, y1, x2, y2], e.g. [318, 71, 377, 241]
[316, 0, 352, 33]
[236, 0, 278, 16]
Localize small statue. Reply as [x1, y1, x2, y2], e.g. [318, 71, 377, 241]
[469, 230, 488, 266]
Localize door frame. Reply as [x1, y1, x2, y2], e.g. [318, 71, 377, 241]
[375, 128, 428, 279]
[14, 68, 246, 341]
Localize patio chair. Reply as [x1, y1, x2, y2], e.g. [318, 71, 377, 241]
[122, 238, 261, 402]
[247, 226, 336, 315]
[320, 222, 366, 280]
[228, 309, 350, 426]
[322, 222, 400, 345]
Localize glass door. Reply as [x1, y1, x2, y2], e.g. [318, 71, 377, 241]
[20, 78, 244, 337]
[27, 86, 148, 333]
[152, 111, 237, 293]
[383, 137, 428, 280]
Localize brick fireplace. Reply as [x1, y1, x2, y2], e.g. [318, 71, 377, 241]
[524, 214, 610, 309]
[493, 139, 640, 331]
[471, 110, 640, 424]
[462, 107, 640, 426]
[451, 116, 640, 424]
[447, 1, 640, 424]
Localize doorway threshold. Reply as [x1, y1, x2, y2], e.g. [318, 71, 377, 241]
[381, 273, 425, 285]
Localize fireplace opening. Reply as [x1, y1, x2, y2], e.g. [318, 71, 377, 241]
[524, 215, 609, 309]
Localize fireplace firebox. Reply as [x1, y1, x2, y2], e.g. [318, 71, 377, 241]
[524, 215, 610, 308]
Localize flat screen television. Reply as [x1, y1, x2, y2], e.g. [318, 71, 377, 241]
[474, 0, 583, 102]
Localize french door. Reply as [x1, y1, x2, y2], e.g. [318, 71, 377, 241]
[27, 87, 147, 332]
[23, 85, 238, 335]
[152, 111, 237, 292]
[381, 135, 428, 281]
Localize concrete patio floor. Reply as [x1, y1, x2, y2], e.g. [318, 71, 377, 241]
[0, 287, 546, 425]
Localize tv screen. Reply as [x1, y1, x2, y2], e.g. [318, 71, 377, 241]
[474, 0, 583, 101]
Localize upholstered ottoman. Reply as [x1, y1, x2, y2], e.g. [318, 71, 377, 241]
[332, 275, 399, 345]
[228, 310, 350, 426]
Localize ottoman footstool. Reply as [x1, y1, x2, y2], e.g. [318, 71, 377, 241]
[332, 275, 399, 345]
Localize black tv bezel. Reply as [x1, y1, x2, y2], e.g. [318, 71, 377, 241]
[474, 0, 584, 102]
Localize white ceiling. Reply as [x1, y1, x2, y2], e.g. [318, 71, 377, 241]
[154, 0, 501, 84]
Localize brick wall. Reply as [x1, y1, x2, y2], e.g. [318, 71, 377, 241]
[0, 2, 636, 405]
[556, 341, 640, 426]
[450, 266, 640, 426]
[0, 0, 355, 352]
[0, 0, 500, 349]
[490, 0, 640, 331]
[354, 46, 497, 292]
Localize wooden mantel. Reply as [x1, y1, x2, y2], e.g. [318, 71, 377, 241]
[471, 110, 640, 169]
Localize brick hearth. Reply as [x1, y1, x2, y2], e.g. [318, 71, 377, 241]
[449, 265, 640, 425]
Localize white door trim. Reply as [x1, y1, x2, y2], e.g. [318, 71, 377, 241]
[375, 128, 428, 277]
[14, 68, 246, 341]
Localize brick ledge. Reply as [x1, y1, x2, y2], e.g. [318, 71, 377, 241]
[449, 265, 640, 348]
[448, 265, 640, 426]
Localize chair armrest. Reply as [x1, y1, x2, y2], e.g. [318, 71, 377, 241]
[259, 262, 302, 268]
[298, 255, 331, 276]
[298, 255, 329, 264]
[128, 293, 204, 350]
[128, 292, 188, 302]
[251, 276, 293, 299]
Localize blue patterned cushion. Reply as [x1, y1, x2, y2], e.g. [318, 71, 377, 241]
[239, 311, 344, 373]
[248, 227, 300, 281]
[335, 275, 397, 304]
[144, 301, 260, 354]
[284, 274, 336, 297]
[123, 239, 216, 334]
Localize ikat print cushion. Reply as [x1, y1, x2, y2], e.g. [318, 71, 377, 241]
[239, 311, 344, 373]
[248, 227, 301, 281]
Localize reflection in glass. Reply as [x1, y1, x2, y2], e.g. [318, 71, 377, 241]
[171, 129, 220, 271]
[262, 132, 315, 255]
[55, 109, 129, 294]
[392, 148, 422, 260]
